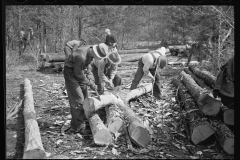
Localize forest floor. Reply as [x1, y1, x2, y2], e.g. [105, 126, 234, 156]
[6, 54, 233, 159]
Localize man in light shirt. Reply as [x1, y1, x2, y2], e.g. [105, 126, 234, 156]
[130, 47, 167, 99]
[91, 51, 122, 95]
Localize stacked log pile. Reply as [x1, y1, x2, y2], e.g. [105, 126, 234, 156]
[171, 65, 234, 155]
[82, 83, 153, 148]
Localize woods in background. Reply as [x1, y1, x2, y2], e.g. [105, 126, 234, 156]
[6, 5, 234, 71]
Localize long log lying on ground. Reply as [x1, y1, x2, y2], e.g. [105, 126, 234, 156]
[105, 104, 124, 134]
[189, 65, 216, 88]
[23, 78, 46, 159]
[172, 78, 215, 145]
[125, 83, 153, 103]
[83, 94, 150, 148]
[46, 54, 66, 62]
[211, 119, 234, 155]
[118, 49, 149, 54]
[88, 113, 113, 145]
[183, 68, 206, 88]
[180, 71, 221, 116]
[221, 106, 234, 126]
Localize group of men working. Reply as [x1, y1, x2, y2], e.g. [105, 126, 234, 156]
[62, 28, 234, 135]
[63, 29, 168, 134]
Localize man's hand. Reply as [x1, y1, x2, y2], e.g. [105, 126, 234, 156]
[89, 83, 97, 91]
[105, 79, 114, 90]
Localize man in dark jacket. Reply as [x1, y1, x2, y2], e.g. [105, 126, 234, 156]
[213, 56, 234, 109]
[105, 29, 117, 53]
[64, 43, 108, 134]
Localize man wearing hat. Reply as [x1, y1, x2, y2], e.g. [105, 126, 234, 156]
[91, 51, 122, 95]
[64, 40, 83, 59]
[64, 43, 108, 134]
[105, 29, 117, 53]
[130, 47, 168, 99]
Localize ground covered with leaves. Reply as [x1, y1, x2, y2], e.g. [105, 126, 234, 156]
[6, 55, 233, 159]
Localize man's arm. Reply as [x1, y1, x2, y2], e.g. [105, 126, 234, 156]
[142, 55, 154, 80]
[97, 59, 110, 83]
[73, 55, 93, 86]
[109, 64, 117, 81]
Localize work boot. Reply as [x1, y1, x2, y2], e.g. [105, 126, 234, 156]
[79, 122, 92, 135]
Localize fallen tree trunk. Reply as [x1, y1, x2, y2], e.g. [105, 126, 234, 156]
[118, 49, 149, 54]
[189, 65, 216, 88]
[172, 78, 215, 145]
[211, 119, 234, 155]
[183, 68, 206, 88]
[88, 113, 113, 145]
[125, 83, 153, 103]
[23, 78, 46, 159]
[221, 106, 234, 126]
[46, 54, 65, 62]
[105, 104, 124, 134]
[83, 94, 150, 148]
[180, 71, 221, 116]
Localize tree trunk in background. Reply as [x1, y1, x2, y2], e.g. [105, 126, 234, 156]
[78, 18, 82, 40]
[121, 29, 125, 49]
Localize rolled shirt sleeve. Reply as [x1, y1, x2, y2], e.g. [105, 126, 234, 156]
[142, 54, 154, 77]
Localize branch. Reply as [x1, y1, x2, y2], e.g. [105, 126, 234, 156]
[221, 28, 232, 44]
[211, 6, 234, 29]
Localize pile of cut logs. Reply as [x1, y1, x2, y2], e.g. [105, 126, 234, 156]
[171, 65, 234, 155]
[82, 83, 154, 148]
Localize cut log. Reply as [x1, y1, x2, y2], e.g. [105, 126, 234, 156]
[23, 78, 46, 159]
[172, 78, 215, 145]
[183, 68, 206, 88]
[180, 71, 221, 116]
[189, 65, 216, 88]
[221, 106, 234, 126]
[211, 119, 234, 155]
[118, 49, 149, 54]
[83, 94, 150, 148]
[88, 113, 112, 145]
[125, 83, 153, 103]
[105, 104, 124, 134]
[46, 54, 66, 62]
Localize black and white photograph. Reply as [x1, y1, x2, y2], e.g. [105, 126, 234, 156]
[5, 5, 234, 159]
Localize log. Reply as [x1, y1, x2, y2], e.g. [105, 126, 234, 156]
[211, 119, 234, 155]
[172, 78, 215, 145]
[118, 49, 149, 54]
[105, 104, 124, 134]
[23, 78, 46, 159]
[46, 54, 66, 62]
[125, 83, 153, 103]
[83, 94, 150, 148]
[189, 65, 216, 88]
[221, 106, 234, 126]
[183, 68, 206, 88]
[88, 113, 112, 145]
[180, 71, 221, 116]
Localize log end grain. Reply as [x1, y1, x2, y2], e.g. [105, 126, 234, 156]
[128, 122, 150, 148]
[23, 149, 46, 159]
[223, 138, 234, 155]
[191, 123, 215, 145]
[198, 95, 221, 116]
[108, 120, 123, 134]
[223, 109, 234, 126]
[94, 128, 113, 146]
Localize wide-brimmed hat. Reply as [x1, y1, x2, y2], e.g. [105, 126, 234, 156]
[157, 55, 167, 69]
[92, 43, 108, 59]
[107, 51, 121, 65]
[156, 47, 166, 56]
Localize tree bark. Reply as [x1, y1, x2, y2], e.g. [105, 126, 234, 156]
[23, 78, 46, 159]
[83, 94, 150, 148]
[105, 104, 124, 134]
[211, 119, 234, 155]
[89, 113, 113, 145]
[189, 65, 216, 88]
[172, 78, 215, 145]
[183, 68, 207, 88]
[180, 71, 221, 116]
